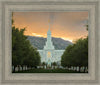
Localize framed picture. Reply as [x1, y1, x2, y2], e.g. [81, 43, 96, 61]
[0, 0, 100, 85]
[12, 11, 88, 73]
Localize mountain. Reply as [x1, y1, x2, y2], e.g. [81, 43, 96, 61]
[27, 36, 73, 50]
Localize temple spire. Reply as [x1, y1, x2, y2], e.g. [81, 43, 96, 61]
[43, 19, 54, 50]
[48, 19, 50, 30]
[47, 19, 51, 35]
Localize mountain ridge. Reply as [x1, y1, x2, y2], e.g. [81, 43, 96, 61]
[27, 36, 73, 50]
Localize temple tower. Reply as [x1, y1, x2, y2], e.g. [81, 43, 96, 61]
[43, 22, 55, 67]
[44, 28, 54, 50]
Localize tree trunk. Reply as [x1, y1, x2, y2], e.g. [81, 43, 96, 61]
[25, 65, 27, 70]
[79, 66, 81, 72]
[87, 67, 88, 72]
[13, 66, 16, 73]
[22, 66, 23, 71]
[83, 67, 85, 73]
[18, 65, 20, 71]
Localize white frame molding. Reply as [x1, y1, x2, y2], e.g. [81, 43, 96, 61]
[0, 0, 99, 85]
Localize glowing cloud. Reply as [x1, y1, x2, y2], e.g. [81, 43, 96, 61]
[32, 33, 47, 37]
[32, 33, 43, 37]
[61, 37, 73, 42]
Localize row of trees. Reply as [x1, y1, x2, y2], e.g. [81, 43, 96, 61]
[41, 62, 58, 69]
[61, 37, 88, 72]
[12, 26, 41, 72]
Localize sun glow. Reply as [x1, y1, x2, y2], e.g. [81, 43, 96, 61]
[32, 33, 45, 37]
[61, 37, 73, 42]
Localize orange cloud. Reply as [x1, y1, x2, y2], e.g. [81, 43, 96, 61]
[13, 12, 88, 42]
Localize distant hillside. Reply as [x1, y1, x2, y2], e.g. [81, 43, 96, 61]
[27, 36, 73, 50]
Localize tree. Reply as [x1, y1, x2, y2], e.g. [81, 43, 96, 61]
[12, 14, 41, 72]
[52, 62, 57, 69]
[41, 62, 46, 68]
[61, 38, 88, 72]
[12, 26, 41, 72]
[71, 38, 88, 72]
[61, 45, 73, 67]
[61, 24, 88, 72]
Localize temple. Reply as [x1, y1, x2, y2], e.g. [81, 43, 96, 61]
[38, 28, 64, 67]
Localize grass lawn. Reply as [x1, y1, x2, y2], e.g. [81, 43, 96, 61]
[13, 69, 87, 73]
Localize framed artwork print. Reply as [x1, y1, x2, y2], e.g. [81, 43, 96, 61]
[0, 0, 100, 85]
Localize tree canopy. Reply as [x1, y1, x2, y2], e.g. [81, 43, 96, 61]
[12, 26, 41, 72]
[61, 37, 88, 70]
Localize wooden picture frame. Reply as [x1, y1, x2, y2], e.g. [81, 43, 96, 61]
[0, 0, 99, 85]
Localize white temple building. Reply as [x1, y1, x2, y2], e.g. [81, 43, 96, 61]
[38, 28, 65, 67]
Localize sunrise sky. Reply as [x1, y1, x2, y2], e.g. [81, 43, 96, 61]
[13, 12, 88, 42]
